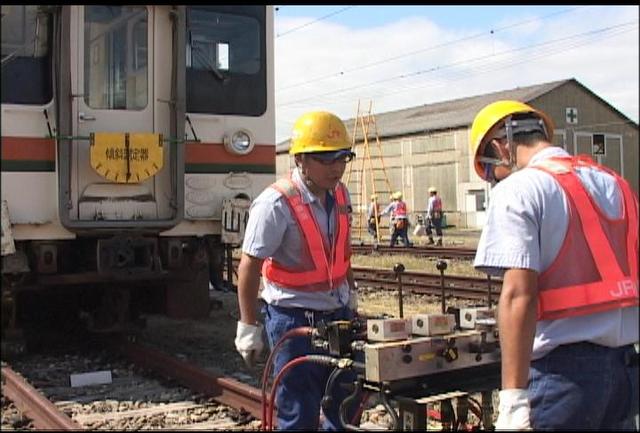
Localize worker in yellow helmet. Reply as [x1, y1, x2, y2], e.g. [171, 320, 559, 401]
[235, 111, 359, 430]
[470, 100, 638, 430]
[425, 186, 444, 246]
[367, 194, 381, 242]
[381, 191, 412, 247]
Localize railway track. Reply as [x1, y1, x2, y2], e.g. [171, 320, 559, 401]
[351, 244, 477, 259]
[2, 337, 264, 430]
[352, 265, 501, 302]
[231, 258, 501, 302]
[3, 245, 495, 431]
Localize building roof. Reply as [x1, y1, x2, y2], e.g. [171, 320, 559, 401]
[278, 78, 571, 152]
[350, 79, 571, 140]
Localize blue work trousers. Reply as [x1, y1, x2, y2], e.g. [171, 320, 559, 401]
[367, 220, 379, 240]
[263, 303, 357, 431]
[425, 217, 443, 238]
[390, 222, 411, 247]
[529, 342, 639, 430]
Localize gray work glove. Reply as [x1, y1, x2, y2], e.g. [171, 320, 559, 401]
[234, 321, 264, 368]
[495, 389, 532, 430]
[349, 282, 359, 313]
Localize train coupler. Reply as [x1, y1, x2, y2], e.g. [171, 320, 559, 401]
[97, 236, 161, 278]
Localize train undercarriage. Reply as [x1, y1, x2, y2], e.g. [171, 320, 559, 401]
[1, 234, 231, 357]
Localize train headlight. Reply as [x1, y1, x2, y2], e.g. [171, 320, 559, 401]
[224, 130, 254, 155]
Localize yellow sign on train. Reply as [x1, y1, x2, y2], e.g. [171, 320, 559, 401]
[90, 132, 164, 183]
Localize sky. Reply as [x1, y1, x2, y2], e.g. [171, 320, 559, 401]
[273, 5, 640, 143]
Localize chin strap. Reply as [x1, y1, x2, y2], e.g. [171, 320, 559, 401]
[504, 115, 520, 172]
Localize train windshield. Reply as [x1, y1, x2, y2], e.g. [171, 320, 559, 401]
[186, 6, 267, 116]
[1, 5, 53, 105]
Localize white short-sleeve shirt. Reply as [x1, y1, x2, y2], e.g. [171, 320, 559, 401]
[474, 146, 638, 359]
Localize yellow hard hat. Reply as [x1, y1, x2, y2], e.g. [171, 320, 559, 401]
[371, 194, 378, 201]
[428, 186, 437, 193]
[392, 191, 403, 200]
[469, 100, 554, 180]
[289, 111, 352, 155]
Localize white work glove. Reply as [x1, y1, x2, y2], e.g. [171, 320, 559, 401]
[495, 389, 532, 430]
[234, 321, 265, 368]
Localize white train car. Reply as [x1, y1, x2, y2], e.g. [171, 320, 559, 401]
[1, 5, 275, 333]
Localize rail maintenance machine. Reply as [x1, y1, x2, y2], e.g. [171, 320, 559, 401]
[264, 261, 502, 431]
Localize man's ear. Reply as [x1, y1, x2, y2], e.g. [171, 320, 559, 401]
[492, 138, 510, 160]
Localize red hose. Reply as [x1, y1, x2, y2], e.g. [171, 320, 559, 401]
[268, 355, 312, 431]
[260, 326, 313, 431]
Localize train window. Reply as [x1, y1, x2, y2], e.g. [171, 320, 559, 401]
[132, 20, 147, 71]
[1, 5, 53, 105]
[84, 6, 148, 111]
[217, 42, 229, 71]
[186, 6, 267, 116]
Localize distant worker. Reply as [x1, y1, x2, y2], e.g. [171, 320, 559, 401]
[425, 186, 444, 246]
[367, 194, 381, 242]
[234, 111, 359, 430]
[381, 191, 412, 247]
[470, 100, 639, 430]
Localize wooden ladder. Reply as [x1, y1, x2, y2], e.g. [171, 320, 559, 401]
[345, 100, 394, 243]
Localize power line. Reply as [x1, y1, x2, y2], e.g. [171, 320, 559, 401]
[277, 20, 638, 108]
[276, 6, 355, 38]
[277, 6, 584, 92]
[345, 24, 638, 106]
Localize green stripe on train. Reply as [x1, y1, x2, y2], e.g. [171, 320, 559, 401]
[185, 163, 276, 174]
[1, 161, 276, 174]
[1, 160, 56, 172]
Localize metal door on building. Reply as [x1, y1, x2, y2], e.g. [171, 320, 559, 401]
[574, 132, 624, 176]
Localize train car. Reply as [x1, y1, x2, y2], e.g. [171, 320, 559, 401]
[1, 5, 275, 335]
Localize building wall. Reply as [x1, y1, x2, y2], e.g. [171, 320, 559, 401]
[530, 81, 639, 193]
[343, 129, 468, 227]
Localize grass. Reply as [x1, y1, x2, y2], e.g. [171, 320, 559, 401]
[351, 254, 485, 278]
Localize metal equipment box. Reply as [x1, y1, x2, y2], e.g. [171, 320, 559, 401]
[459, 307, 493, 329]
[411, 314, 456, 336]
[364, 330, 500, 382]
[367, 318, 411, 341]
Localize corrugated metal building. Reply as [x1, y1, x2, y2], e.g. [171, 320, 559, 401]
[276, 78, 639, 228]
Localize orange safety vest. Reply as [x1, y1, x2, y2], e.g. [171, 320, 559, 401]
[432, 196, 442, 212]
[431, 196, 443, 219]
[261, 177, 351, 291]
[393, 201, 407, 218]
[532, 155, 639, 321]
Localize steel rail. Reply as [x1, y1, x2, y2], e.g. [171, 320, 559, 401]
[113, 338, 264, 419]
[1, 365, 81, 430]
[352, 266, 501, 300]
[351, 244, 477, 259]
[230, 258, 499, 301]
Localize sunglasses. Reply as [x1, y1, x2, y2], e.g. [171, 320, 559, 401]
[308, 151, 356, 165]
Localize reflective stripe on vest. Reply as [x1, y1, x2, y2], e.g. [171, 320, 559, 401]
[261, 178, 350, 290]
[532, 155, 639, 321]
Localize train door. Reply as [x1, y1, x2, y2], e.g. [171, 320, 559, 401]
[70, 6, 176, 224]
